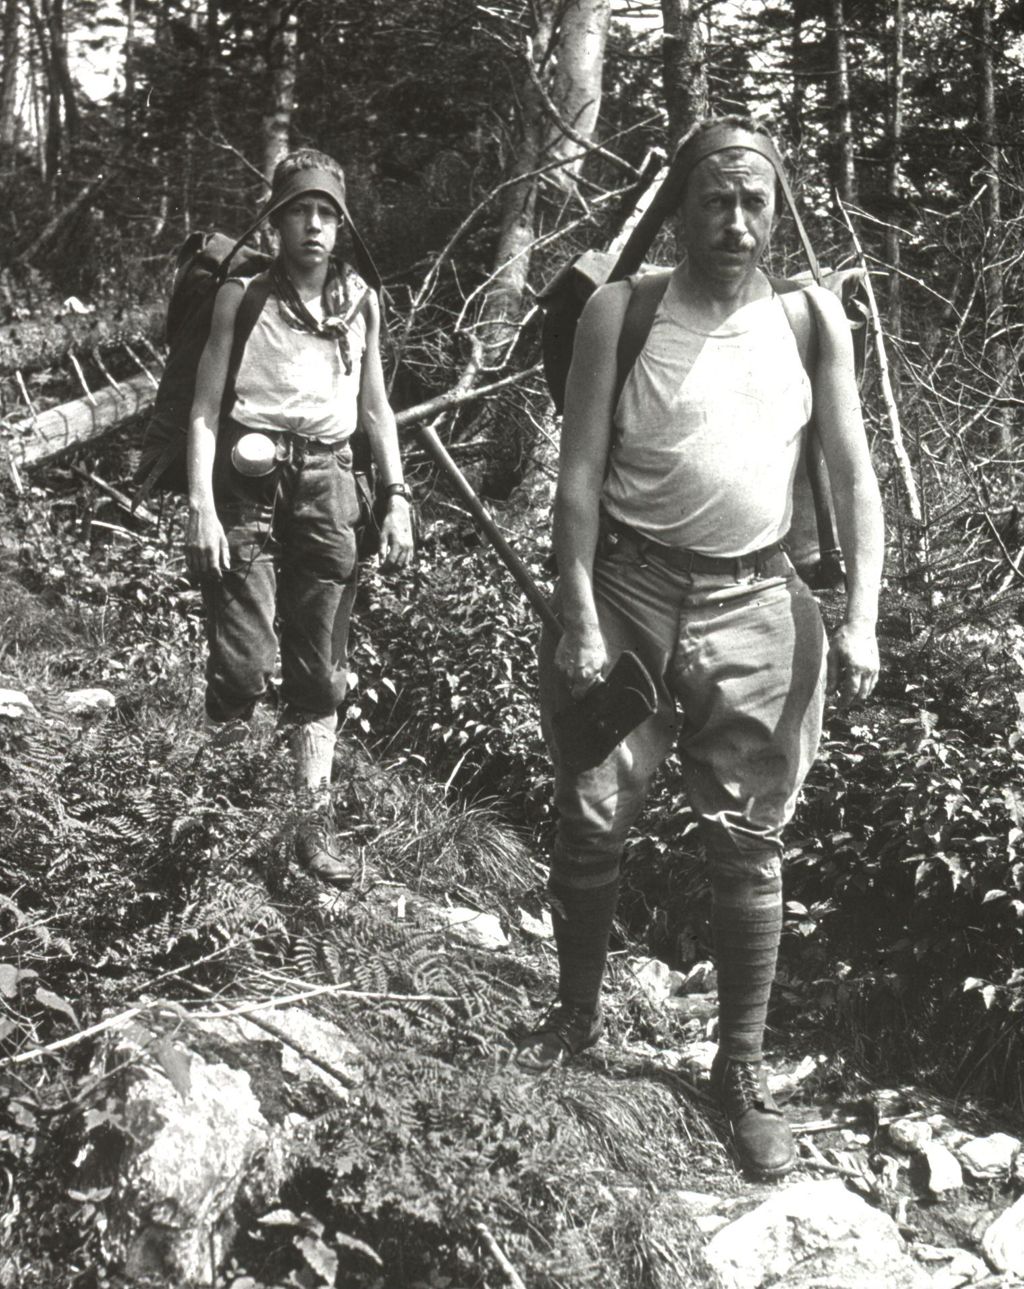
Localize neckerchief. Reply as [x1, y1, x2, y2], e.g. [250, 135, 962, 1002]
[271, 260, 363, 375]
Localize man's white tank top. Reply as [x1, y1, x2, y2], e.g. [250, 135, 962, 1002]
[231, 289, 367, 444]
[602, 283, 812, 558]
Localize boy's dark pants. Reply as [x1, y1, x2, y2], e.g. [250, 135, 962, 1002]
[201, 431, 360, 724]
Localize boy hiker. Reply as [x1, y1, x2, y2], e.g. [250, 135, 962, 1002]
[518, 116, 884, 1179]
[186, 148, 414, 885]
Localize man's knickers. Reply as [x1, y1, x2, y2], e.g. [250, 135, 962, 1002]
[538, 535, 828, 892]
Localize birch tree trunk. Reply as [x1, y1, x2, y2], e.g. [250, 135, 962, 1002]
[544, 0, 612, 185]
[828, 0, 855, 204]
[475, 0, 609, 367]
[0, 0, 20, 149]
[262, 2, 297, 189]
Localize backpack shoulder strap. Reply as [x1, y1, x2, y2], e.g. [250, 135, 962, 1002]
[614, 268, 672, 406]
[770, 276, 817, 376]
[224, 271, 273, 407]
[771, 280, 845, 582]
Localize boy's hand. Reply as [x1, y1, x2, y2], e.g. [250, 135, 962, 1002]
[186, 503, 231, 579]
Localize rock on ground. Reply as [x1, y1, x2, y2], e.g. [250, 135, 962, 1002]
[112, 1026, 270, 1285]
[95, 1006, 361, 1287]
[628, 956, 687, 1006]
[957, 1131, 1020, 1179]
[63, 686, 117, 715]
[703, 1178, 933, 1289]
[923, 1141, 963, 1195]
[981, 1191, 1024, 1276]
[435, 906, 509, 950]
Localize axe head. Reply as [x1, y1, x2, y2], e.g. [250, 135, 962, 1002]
[552, 650, 658, 774]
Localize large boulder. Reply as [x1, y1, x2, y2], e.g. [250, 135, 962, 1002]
[704, 1178, 933, 1289]
[92, 1005, 361, 1287]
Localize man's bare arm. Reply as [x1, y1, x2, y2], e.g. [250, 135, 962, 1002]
[552, 281, 629, 696]
[808, 284, 885, 701]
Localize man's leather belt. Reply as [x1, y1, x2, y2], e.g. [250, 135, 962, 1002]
[602, 513, 789, 577]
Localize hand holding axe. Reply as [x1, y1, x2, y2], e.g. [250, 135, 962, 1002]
[412, 422, 657, 773]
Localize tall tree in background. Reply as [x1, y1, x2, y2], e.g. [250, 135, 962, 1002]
[544, 0, 612, 185]
[0, 0, 19, 148]
[974, 0, 1011, 449]
[660, 0, 707, 143]
[827, 0, 855, 204]
[884, 0, 904, 347]
[262, 0, 296, 188]
[660, 0, 706, 257]
[475, 0, 613, 366]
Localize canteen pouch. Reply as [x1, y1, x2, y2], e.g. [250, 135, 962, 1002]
[552, 650, 658, 774]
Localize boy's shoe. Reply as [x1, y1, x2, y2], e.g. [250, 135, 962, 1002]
[710, 1052, 796, 1179]
[514, 1002, 603, 1073]
[294, 817, 357, 887]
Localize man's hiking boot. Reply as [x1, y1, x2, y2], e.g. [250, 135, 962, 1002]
[294, 817, 357, 887]
[710, 1052, 796, 1179]
[515, 1002, 603, 1073]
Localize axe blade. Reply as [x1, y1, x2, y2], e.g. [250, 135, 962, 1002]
[552, 650, 658, 774]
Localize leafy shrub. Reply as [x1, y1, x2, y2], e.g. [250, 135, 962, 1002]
[347, 511, 553, 809]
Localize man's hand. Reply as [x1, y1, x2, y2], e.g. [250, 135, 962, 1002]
[379, 497, 415, 569]
[827, 619, 879, 705]
[554, 622, 609, 700]
[186, 503, 231, 580]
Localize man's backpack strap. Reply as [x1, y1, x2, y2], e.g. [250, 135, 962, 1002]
[614, 269, 673, 407]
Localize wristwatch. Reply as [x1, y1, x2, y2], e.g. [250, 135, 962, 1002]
[384, 482, 412, 503]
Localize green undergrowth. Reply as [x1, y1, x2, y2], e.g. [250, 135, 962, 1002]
[3, 462, 1024, 1284]
[0, 478, 724, 1288]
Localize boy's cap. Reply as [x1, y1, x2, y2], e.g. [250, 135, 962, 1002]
[260, 167, 348, 222]
[258, 165, 382, 295]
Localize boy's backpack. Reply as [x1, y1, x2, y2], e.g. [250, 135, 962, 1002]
[537, 155, 870, 589]
[135, 231, 381, 526]
[134, 230, 273, 500]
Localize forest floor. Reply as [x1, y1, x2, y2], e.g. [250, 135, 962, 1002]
[1, 453, 1023, 1289]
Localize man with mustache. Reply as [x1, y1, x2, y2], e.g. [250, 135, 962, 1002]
[186, 149, 414, 885]
[518, 117, 883, 1180]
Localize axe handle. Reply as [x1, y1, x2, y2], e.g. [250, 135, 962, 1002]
[413, 422, 563, 637]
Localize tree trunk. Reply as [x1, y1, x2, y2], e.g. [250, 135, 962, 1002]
[262, 2, 297, 190]
[884, 0, 904, 347]
[204, 0, 221, 223]
[7, 373, 155, 470]
[788, 0, 808, 151]
[828, 0, 855, 204]
[26, 0, 59, 180]
[474, 0, 557, 366]
[44, 0, 77, 147]
[0, 300, 165, 376]
[123, 0, 135, 132]
[974, 0, 1011, 450]
[660, 0, 707, 257]
[0, 0, 20, 149]
[544, 0, 612, 185]
[660, 0, 708, 146]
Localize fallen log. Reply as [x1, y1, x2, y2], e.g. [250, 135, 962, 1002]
[0, 302, 165, 377]
[4, 372, 155, 470]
